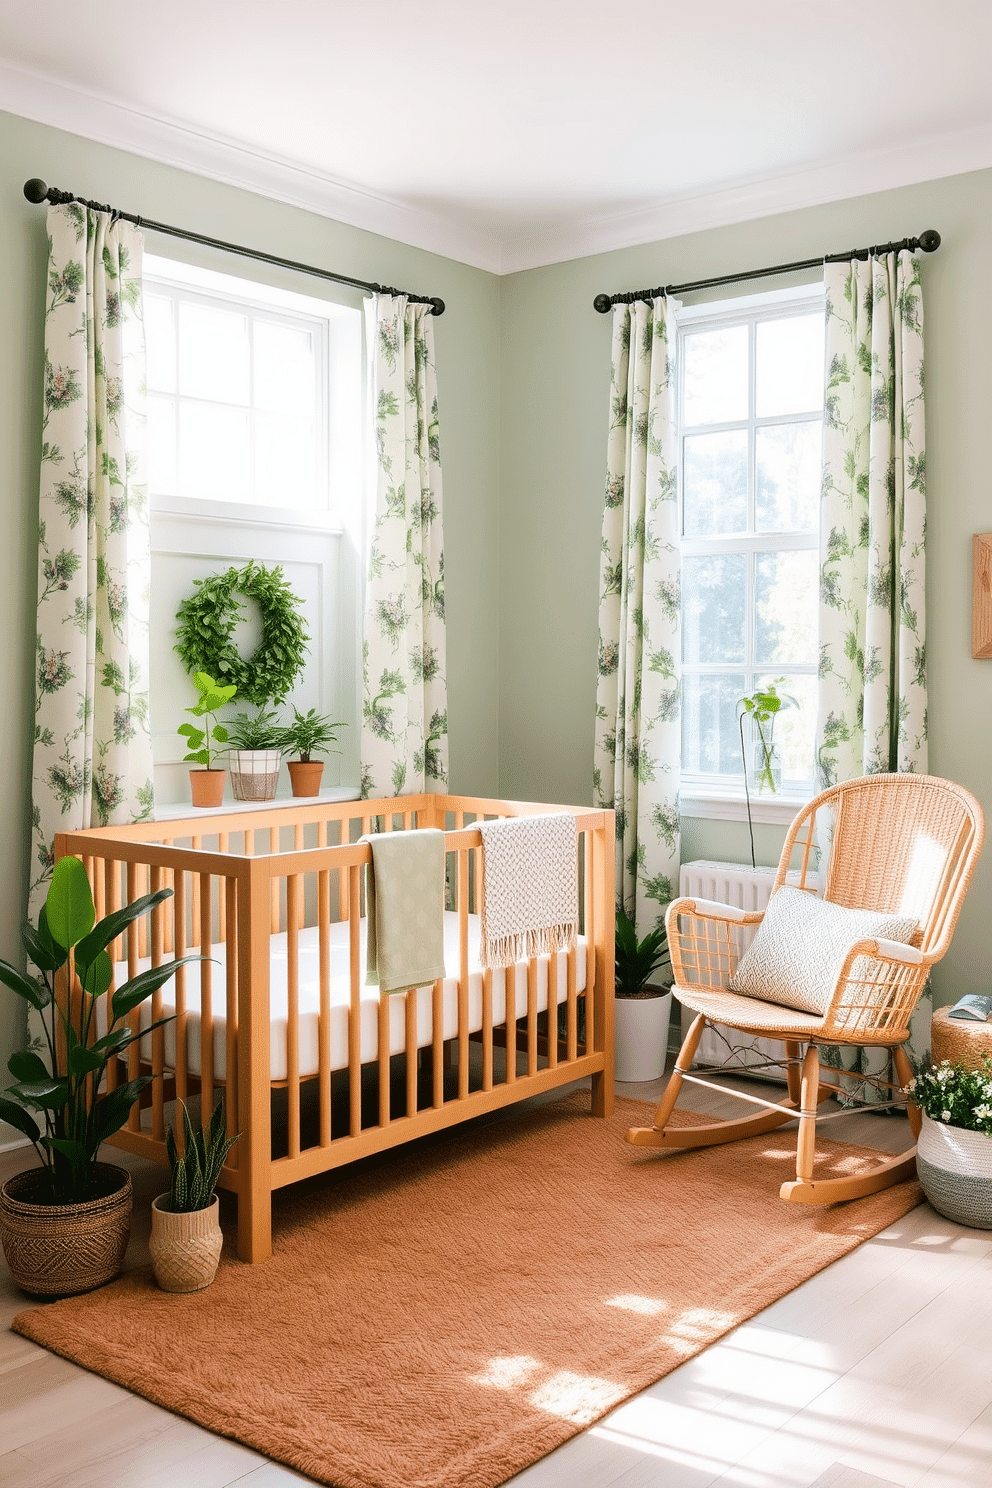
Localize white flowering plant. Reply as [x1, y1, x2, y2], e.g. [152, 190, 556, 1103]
[904, 1057, 992, 1136]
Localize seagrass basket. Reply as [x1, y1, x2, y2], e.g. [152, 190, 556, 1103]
[0, 1163, 132, 1296]
[229, 750, 281, 802]
[149, 1194, 224, 1292]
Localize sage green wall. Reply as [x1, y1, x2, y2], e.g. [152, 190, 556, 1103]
[0, 110, 501, 1142]
[499, 167, 992, 1008]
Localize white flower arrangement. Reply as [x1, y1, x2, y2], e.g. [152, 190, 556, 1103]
[904, 1056, 992, 1137]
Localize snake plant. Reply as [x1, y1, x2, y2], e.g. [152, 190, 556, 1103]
[165, 1097, 239, 1213]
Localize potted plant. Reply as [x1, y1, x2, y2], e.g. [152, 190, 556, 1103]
[179, 670, 236, 808]
[737, 681, 796, 869]
[614, 903, 673, 1083]
[906, 1057, 992, 1228]
[0, 856, 198, 1295]
[226, 705, 285, 802]
[149, 1096, 239, 1292]
[282, 707, 345, 797]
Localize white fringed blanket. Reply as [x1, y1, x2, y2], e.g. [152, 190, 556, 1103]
[476, 812, 579, 969]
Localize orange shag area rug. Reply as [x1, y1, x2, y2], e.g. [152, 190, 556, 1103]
[13, 1093, 920, 1488]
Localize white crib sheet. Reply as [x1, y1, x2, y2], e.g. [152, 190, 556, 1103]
[105, 913, 588, 1082]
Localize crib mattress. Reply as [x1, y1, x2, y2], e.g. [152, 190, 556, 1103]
[105, 913, 588, 1082]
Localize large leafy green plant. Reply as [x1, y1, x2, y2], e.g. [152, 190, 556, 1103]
[165, 1097, 239, 1212]
[0, 856, 199, 1205]
[615, 904, 671, 998]
[178, 670, 236, 770]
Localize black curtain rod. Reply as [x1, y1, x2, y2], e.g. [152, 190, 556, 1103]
[23, 178, 445, 315]
[592, 229, 941, 313]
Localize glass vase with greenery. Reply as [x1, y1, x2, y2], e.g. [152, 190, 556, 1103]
[0, 857, 198, 1205]
[737, 680, 796, 868]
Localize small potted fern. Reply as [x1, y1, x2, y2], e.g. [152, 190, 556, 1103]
[149, 1097, 239, 1292]
[283, 706, 345, 797]
[614, 904, 673, 1082]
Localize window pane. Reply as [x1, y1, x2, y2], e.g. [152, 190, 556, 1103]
[255, 413, 318, 508]
[682, 324, 748, 426]
[754, 550, 818, 665]
[683, 430, 747, 536]
[178, 402, 250, 501]
[683, 554, 746, 665]
[755, 672, 816, 786]
[681, 672, 746, 776]
[755, 313, 824, 417]
[254, 321, 316, 413]
[755, 421, 821, 533]
[145, 294, 176, 393]
[178, 302, 250, 404]
[147, 396, 176, 495]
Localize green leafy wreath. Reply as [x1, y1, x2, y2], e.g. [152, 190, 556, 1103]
[174, 561, 309, 708]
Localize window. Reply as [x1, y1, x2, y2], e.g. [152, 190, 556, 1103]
[143, 255, 364, 806]
[677, 285, 825, 813]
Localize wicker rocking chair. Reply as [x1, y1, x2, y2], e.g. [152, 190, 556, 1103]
[626, 774, 985, 1203]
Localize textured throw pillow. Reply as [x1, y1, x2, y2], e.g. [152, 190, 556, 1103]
[727, 884, 918, 1016]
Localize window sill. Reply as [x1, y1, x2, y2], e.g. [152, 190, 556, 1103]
[680, 788, 810, 825]
[153, 784, 361, 822]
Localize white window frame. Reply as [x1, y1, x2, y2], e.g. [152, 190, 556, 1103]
[676, 282, 825, 824]
[142, 253, 366, 806]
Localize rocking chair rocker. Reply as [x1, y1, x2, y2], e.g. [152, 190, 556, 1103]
[626, 774, 984, 1204]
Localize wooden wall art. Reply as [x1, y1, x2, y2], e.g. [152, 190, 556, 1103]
[973, 534, 992, 658]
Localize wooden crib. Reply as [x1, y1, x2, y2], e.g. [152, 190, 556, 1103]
[56, 793, 615, 1263]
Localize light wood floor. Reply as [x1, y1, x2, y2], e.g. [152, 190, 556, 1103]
[1, 1069, 989, 1488]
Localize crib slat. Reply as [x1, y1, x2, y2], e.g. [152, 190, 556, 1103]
[349, 863, 361, 1138]
[174, 870, 188, 1120]
[200, 872, 214, 1122]
[527, 956, 538, 1077]
[225, 875, 238, 1154]
[126, 862, 140, 1132]
[191, 840, 202, 947]
[457, 848, 469, 1100]
[270, 829, 279, 934]
[217, 834, 228, 944]
[505, 961, 516, 1085]
[378, 981, 391, 1129]
[405, 988, 417, 1117]
[482, 967, 493, 1091]
[104, 857, 120, 1095]
[286, 874, 301, 1161]
[567, 945, 577, 1061]
[318, 867, 332, 1147]
[150, 866, 165, 1142]
[431, 979, 444, 1108]
[547, 950, 559, 1070]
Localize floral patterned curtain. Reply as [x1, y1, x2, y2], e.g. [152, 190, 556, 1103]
[593, 298, 681, 929]
[29, 203, 153, 916]
[361, 296, 447, 798]
[816, 250, 929, 1087]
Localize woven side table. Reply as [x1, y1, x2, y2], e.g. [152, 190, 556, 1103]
[931, 1006, 992, 1072]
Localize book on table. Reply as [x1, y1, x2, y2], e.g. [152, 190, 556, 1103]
[947, 993, 992, 1022]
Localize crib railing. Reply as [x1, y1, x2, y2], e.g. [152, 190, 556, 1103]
[56, 793, 615, 1262]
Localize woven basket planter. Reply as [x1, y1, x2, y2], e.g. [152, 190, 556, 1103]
[150, 1194, 224, 1292]
[229, 750, 281, 802]
[917, 1114, 992, 1229]
[0, 1163, 132, 1296]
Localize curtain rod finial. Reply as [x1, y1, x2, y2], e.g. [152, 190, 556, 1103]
[919, 229, 941, 254]
[593, 294, 612, 314]
[23, 178, 50, 205]
[430, 297, 445, 316]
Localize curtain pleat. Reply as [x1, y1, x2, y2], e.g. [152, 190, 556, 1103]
[360, 296, 448, 798]
[29, 203, 153, 920]
[593, 299, 681, 928]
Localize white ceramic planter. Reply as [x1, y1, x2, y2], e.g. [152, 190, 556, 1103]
[615, 987, 673, 1083]
[917, 1114, 992, 1229]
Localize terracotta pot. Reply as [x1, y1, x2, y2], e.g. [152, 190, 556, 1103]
[288, 759, 324, 797]
[189, 768, 225, 808]
[229, 750, 281, 802]
[149, 1194, 224, 1292]
[0, 1163, 132, 1297]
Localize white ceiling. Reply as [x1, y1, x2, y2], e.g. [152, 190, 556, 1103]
[3, 0, 992, 273]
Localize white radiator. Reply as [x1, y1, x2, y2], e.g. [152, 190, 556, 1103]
[677, 859, 819, 1081]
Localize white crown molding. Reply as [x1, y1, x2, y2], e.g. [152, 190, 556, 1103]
[0, 60, 504, 275]
[500, 121, 992, 275]
[5, 58, 992, 280]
